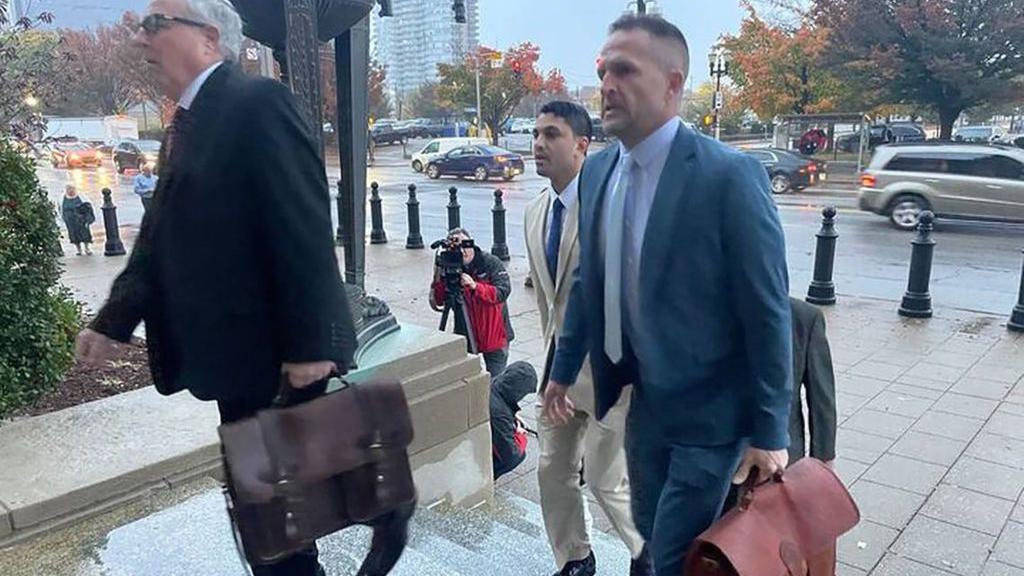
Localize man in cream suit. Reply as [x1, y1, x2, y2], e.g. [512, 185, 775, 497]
[525, 101, 651, 576]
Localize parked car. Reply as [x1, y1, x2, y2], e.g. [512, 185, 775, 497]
[953, 125, 1007, 144]
[112, 139, 161, 173]
[410, 137, 489, 172]
[858, 143, 1024, 230]
[370, 120, 405, 145]
[424, 144, 525, 181]
[50, 141, 103, 168]
[836, 123, 926, 152]
[406, 118, 446, 139]
[1008, 134, 1024, 149]
[744, 148, 828, 194]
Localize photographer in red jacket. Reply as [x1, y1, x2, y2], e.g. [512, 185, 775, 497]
[430, 228, 515, 377]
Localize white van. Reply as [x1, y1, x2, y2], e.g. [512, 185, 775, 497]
[411, 137, 489, 172]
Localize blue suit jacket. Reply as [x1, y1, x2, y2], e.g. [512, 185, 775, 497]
[550, 124, 793, 450]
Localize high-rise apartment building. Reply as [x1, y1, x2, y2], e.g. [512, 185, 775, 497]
[370, 0, 479, 110]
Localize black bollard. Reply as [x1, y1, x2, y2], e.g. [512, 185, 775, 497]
[491, 189, 510, 262]
[806, 206, 838, 305]
[1007, 249, 1024, 331]
[447, 186, 461, 230]
[899, 210, 936, 318]
[369, 181, 387, 244]
[405, 184, 424, 249]
[100, 188, 126, 256]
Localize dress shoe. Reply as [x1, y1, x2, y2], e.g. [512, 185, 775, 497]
[552, 550, 596, 576]
[629, 545, 653, 576]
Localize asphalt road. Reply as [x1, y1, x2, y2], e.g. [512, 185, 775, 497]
[37, 139, 1024, 317]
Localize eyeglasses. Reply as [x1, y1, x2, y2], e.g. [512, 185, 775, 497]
[138, 13, 208, 35]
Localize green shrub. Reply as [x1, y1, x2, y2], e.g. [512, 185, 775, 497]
[0, 139, 82, 418]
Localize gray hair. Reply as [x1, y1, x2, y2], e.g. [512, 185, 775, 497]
[183, 0, 243, 61]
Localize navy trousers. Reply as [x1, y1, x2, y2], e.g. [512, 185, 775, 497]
[624, 388, 747, 576]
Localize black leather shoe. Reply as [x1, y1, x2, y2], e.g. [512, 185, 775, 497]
[552, 551, 596, 576]
[629, 545, 653, 576]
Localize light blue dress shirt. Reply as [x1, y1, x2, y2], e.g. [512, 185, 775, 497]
[603, 117, 682, 344]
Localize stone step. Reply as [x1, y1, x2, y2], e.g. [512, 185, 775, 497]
[9, 483, 634, 576]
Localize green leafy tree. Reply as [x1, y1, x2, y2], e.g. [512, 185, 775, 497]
[0, 139, 82, 417]
[815, 0, 1024, 139]
[683, 80, 745, 135]
[368, 59, 392, 122]
[437, 43, 567, 145]
[408, 81, 453, 119]
[0, 6, 64, 140]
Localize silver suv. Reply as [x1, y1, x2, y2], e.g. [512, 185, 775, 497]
[858, 143, 1024, 230]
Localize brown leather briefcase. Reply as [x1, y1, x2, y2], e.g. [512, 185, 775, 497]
[218, 379, 416, 566]
[684, 458, 859, 576]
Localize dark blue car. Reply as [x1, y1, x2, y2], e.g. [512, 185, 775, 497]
[425, 144, 526, 182]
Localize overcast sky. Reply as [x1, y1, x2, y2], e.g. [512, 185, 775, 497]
[26, 0, 747, 90]
[478, 0, 748, 89]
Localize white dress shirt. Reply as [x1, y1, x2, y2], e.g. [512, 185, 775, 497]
[603, 117, 682, 342]
[547, 173, 580, 236]
[178, 61, 223, 110]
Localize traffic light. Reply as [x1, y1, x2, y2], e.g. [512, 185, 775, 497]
[452, 0, 466, 23]
[512, 60, 522, 79]
[703, 114, 714, 127]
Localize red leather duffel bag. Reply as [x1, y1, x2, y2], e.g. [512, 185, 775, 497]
[684, 458, 859, 576]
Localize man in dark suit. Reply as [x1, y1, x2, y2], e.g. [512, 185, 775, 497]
[723, 297, 838, 511]
[788, 297, 837, 466]
[542, 14, 793, 576]
[74, 1, 355, 574]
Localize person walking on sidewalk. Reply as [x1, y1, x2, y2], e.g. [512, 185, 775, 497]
[61, 184, 94, 255]
[73, 0, 356, 574]
[133, 163, 158, 212]
[543, 14, 793, 576]
[525, 101, 651, 576]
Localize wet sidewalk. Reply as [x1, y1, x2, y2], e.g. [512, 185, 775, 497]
[5, 238, 1024, 575]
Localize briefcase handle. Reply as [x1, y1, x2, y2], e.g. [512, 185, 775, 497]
[737, 466, 785, 512]
[272, 369, 346, 408]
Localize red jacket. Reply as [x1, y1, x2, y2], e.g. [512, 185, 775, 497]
[432, 279, 508, 353]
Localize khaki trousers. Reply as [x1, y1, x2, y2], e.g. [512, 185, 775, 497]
[536, 388, 645, 568]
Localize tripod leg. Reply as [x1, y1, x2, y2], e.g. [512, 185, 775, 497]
[456, 299, 478, 355]
[439, 303, 450, 332]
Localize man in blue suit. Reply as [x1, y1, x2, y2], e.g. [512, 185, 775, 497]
[543, 14, 793, 576]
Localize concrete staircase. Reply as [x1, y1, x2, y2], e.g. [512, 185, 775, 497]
[76, 485, 632, 576]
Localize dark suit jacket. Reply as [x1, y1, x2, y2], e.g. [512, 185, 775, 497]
[91, 63, 356, 403]
[788, 298, 837, 463]
[550, 123, 793, 450]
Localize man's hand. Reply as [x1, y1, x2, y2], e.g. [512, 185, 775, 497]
[76, 328, 120, 366]
[542, 381, 575, 426]
[732, 447, 789, 485]
[460, 273, 477, 291]
[282, 361, 336, 388]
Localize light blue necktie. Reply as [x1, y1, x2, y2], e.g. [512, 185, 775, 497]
[604, 155, 634, 363]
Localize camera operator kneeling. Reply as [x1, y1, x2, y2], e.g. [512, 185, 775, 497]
[430, 228, 515, 377]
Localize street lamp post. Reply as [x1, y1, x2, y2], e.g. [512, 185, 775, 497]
[475, 64, 482, 139]
[708, 48, 729, 141]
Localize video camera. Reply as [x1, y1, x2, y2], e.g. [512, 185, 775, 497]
[430, 236, 474, 279]
[430, 235, 477, 354]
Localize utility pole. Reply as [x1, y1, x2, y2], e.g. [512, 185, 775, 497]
[475, 64, 482, 136]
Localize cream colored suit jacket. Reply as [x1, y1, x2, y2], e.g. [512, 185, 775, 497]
[524, 187, 596, 415]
